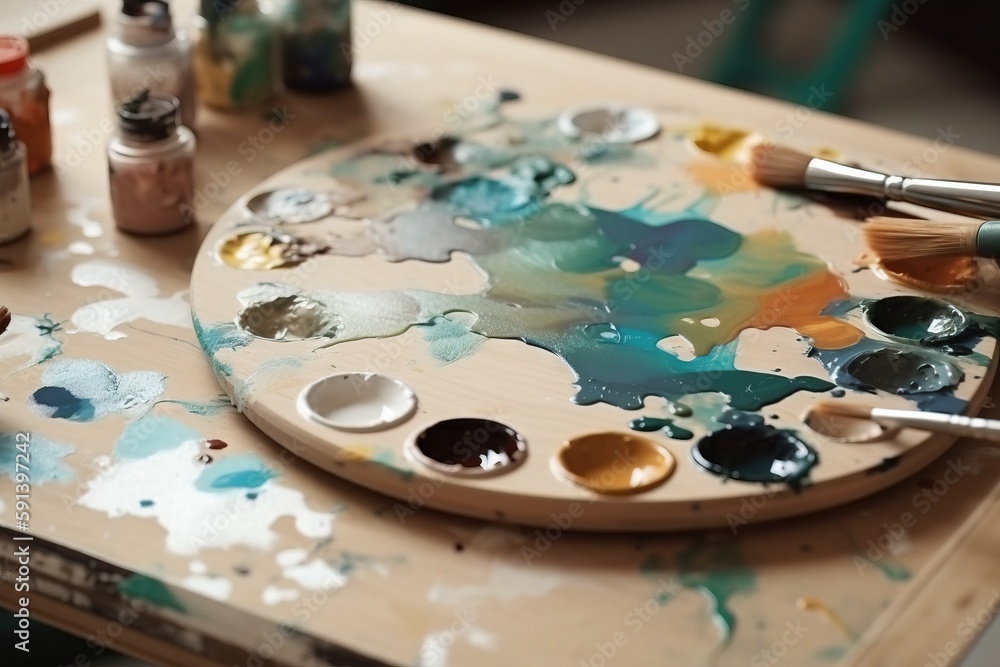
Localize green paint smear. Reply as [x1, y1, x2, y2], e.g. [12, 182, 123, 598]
[35, 314, 64, 363]
[641, 543, 755, 647]
[118, 574, 186, 612]
[817, 645, 849, 661]
[627, 417, 693, 440]
[195, 453, 276, 492]
[0, 433, 74, 484]
[420, 315, 486, 364]
[193, 317, 254, 378]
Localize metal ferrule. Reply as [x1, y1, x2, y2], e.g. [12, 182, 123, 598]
[870, 407, 1000, 443]
[805, 158, 1000, 219]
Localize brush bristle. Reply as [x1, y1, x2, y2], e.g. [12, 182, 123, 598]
[0, 306, 9, 336]
[810, 402, 873, 420]
[862, 217, 979, 261]
[748, 143, 816, 189]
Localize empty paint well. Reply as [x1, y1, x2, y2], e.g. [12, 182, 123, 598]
[236, 295, 339, 340]
[864, 295, 968, 344]
[557, 105, 660, 144]
[245, 188, 333, 224]
[298, 373, 417, 432]
[216, 230, 301, 270]
[554, 432, 675, 494]
[407, 419, 526, 477]
[803, 407, 890, 443]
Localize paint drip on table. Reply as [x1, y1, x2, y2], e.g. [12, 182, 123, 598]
[201, 104, 1000, 491]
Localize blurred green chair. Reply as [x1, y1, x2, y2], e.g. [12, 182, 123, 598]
[709, 0, 895, 110]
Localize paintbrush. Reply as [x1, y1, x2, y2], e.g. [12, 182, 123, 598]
[749, 144, 1000, 219]
[0, 306, 9, 336]
[810, 401, 1000, 443]
[862, 216, 1000, 261]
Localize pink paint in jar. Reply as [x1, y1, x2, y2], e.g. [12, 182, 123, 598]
[108, 90, 196, 235]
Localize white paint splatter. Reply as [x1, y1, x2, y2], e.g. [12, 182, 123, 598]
[189, 560, 208, 575]
[78, 440, 335, 555]
[0, 315, 62, 373]
[68, 241, 95, 255]
[234, 356, 305, 411]
[428, 563, 564, 608]
[275, 549, 346, 590]
[30, 359, 165, 421]
[182, 574, 232, 601]
[262, 585, 301, 606]
[70, 261, 190, 339]
[68, 199, 105, 238]
[276, 548, 308, 568]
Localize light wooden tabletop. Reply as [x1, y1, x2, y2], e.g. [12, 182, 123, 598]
[4, 1, 1000, 666]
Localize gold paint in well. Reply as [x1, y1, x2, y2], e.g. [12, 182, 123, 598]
[554, 432, 675, 494]
[218, 231, 300, 270]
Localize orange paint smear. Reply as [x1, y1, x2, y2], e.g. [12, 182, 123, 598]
[686, 161, 761, 196]
[879, 255, 979, 293]
[750, 270, 864, 350]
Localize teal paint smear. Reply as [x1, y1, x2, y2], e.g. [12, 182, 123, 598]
[420, 315, 486, 364]
[641, 543, 755, 647]
[115, 415, 202, 459]
[0, 433, 74, 484]
[35, 315, 64, 362]
[193, 317, 254, 377]
[139, 499, 154, 507]
[817, 645, 849, 661]
[156, 396, 234, 416]
[30, 386, 95, 421]
[627, 417, 694, 440]
[618, 191, 719, 227]
[196, 453, 276, 492]
[369, 449, 415, 481]
[118, 574, 186, 612]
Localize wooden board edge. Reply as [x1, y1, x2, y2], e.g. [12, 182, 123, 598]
[845, 467, 1000, 666]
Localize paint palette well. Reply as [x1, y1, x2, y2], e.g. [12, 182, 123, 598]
[190, 106, 999, 531]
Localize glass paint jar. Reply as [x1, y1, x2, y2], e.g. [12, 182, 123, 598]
[108, 92, 196, 235]
[0, 36, 52, 176]
[107, 0, 197, 129]
[0, 109, 31, 245]
[265, 0, 352, 92]
[192, 0, 276, 110]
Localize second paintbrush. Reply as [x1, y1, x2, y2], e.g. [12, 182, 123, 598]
[750, 143, 1000, 219]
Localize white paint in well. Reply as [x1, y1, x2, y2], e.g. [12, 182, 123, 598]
[558, 104, 660, 144]
[298, 372, 417, 432]
[262, 585, 301, 606]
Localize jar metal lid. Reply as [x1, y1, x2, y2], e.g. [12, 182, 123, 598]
[116, 90, 179, 141]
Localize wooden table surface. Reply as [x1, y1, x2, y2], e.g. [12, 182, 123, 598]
[4, 1, 1000, 665]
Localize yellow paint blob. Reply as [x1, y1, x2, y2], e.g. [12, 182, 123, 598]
[218, 231, 299, 270]
[691, 123, 752, 161]
[555, 432, 675, 494]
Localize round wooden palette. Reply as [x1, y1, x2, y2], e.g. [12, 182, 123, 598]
[189, 108, 998, 531]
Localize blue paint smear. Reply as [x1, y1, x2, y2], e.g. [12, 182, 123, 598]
[196, 454, 275, 492]
[0, 433, 74, 484]
[139, 499, 154, 507]
[30, 386, 95, 421]
[193, 317, 254, 377]
[115, 415, 203, 459]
